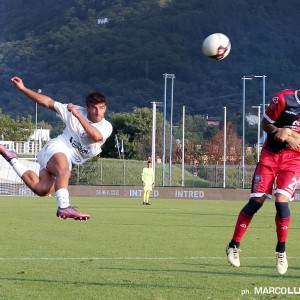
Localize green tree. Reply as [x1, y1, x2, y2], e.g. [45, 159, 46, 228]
[109, 107, 164, 160]
[0, 113, 34, 141]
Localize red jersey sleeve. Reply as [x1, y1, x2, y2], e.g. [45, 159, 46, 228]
[264, 90, 294, 123]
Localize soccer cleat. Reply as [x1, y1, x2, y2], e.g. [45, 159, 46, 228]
[226, 245, 241, 267]
[56, 206, 91, 221]
[276, 252, 288, 275]
[143, 202, 146, 205]
[0, 145, 18, 162]
[145, 202, 151, 205]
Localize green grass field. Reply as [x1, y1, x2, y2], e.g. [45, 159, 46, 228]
[1, 196, 300, 299]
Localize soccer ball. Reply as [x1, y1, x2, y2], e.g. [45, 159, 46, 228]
[202, 33, 231, 61]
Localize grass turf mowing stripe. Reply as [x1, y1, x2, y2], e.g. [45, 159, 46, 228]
[1, 256, 300, 260]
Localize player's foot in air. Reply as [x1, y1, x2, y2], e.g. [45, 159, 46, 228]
[0, 145, 18, 162]
[276, 252, 288, 275]
[226, 245, 241, 267]
[56, 206, 91, 221]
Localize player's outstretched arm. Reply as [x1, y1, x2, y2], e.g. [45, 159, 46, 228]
[11, 76, 55, 111]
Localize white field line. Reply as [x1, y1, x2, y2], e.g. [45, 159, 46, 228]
[0, 256, 299, 261]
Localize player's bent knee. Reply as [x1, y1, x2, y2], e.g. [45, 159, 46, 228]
[56, 169, 71, 179]
[275, 193, 290, 203]
[33, 186, 53, 197]
[35, 190, 50, 197]
[250, 196, 265, 204]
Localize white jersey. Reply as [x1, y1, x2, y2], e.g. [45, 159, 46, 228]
[53, 101, 112, 165]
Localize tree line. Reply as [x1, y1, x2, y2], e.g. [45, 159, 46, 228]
[1, 0, 300, 130]
[0, 107, 258, 165]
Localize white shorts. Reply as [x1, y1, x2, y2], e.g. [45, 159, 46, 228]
[37, 138, 73, 172]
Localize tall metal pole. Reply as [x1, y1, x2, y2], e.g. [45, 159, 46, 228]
[151, 101, 157, 174]
[254, 75, 267, 143]
[258, 105, 261, 162]
[262, 75, 267, 143]
[223, 106, 226, 188]
[181, 106, 185, 187]
[162, 73, 175, 186]
[162, 75, 167, 186]
[242, 76, 252, 188]
[35, 102, 37, 159]
[242, 77, 246, 189]
[35, 89, 42, 159]
[169, 75, 175, 186]
[252, 105, 261, 162]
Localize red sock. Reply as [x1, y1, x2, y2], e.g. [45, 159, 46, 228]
[232, 211, 253, 243]
[275, 216, 290, 242]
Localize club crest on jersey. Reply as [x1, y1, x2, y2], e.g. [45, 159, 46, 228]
[254, 175, 261, 182]
[269, 103, 275, 110]
[272, 97, 279, 104]
[253, 183, 259, 192]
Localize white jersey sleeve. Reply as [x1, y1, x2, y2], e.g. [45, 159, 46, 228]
[53, 101, 113, 165]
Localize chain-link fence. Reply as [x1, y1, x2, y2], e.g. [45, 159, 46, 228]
[70, 159, 257, 188]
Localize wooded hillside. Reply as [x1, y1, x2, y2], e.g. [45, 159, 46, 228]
[1, 0, 300, 127]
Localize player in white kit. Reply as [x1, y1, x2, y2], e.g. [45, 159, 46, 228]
[0, 76, 113, 221]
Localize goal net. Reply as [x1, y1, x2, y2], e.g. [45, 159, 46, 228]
[0, 156, 40, 196]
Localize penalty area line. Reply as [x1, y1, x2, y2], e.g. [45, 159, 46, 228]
[0, 256, 299, 261]
[0, 257, 215, 261]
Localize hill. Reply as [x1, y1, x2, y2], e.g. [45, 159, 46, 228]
[1, 0, 300, 126]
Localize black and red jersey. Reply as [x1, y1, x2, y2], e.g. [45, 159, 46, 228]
[264, 89, 300, 153]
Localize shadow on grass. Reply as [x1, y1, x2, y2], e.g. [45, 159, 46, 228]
[87, 263, 300, 279]
[1, 261, 300, 289]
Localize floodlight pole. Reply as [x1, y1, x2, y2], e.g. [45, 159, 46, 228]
[162, 75, 167, 186]
[151, 101, 163, 175]
[181, 106, 185, 187]
[242, 76, 253, 188]
[254, 75, 267, 143]
[152, 101, 157, 173]
[223, 106, 226, 188]
[252, 105, 261, 162]
[35, 89, 42, 159]
[169, 75, 175, 186]
[242, 75, 265, 187]
[162, 73, 175, 186]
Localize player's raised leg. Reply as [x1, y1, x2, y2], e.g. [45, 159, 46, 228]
[46, 153, 90, 221]
[1, 144, 55, 195]
[0, 145, 18, 162]
[0, 145, 90, 221]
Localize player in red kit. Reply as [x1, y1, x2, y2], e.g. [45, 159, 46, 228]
[226, 89, 300, 275]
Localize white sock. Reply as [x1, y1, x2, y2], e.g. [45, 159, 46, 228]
[10, 158, 28, 178]
[56, 188, 70, 208]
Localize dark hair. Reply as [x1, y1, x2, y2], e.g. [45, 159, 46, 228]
[86, 92, 106, 107]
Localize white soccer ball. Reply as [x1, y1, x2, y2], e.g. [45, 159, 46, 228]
[202, 33, 231, 61]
